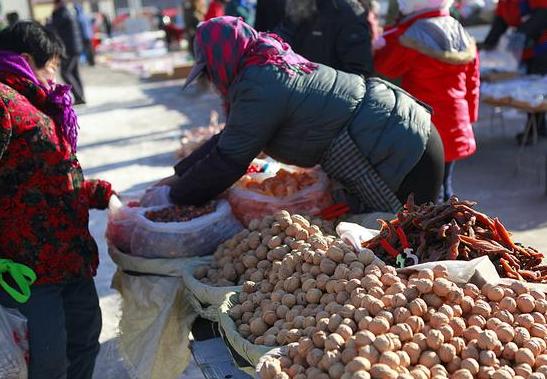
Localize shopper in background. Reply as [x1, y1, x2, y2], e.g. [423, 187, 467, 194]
[50, 0, 86, 104]
[254, 0, 286, 32]
[482, 0, 546, 143]
[184, 0, 207, 57]
[0, 21, 114, 379]
[74, 2, 95, 66]
[374, 0, 480, 201]
[204, 0, 229, 20]
[276, 0, 373, 77]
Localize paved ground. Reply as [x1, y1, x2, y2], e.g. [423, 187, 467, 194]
[76, 64, 547, 379]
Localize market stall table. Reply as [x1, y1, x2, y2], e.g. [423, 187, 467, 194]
[480, 70, 520, 133]
[480, 76, 547, 188]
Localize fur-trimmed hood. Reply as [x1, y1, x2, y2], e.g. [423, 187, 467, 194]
[399, 16, 477, 64]
[397, 0, 454, 15]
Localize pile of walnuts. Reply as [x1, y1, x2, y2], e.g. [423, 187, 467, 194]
[194, 211, 335, 286]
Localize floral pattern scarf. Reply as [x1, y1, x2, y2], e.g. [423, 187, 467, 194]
[0, 51, 79, 152]
[194, 16, 318, 111]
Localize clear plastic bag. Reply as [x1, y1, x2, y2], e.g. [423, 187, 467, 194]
[130, 200, 243, 258]
[227, 166, 333, 226]
[140, 186, 172, 208]
[0, 306, 28, 379]
[106, 195, 144, 254]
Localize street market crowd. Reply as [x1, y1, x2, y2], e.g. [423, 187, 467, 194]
[0, 0, 545, 378]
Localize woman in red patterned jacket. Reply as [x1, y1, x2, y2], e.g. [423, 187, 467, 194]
[0, 22, 114, 378]
[374, 0, 480, 201]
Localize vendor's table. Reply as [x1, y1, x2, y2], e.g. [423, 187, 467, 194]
[481, 71, 519, 83]
[481, 97, 547, 184]
[190, 317, 253, 379]
[480, 72, 520, 133]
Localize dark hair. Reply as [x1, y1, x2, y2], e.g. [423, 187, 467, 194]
[0, 21, 65, 68]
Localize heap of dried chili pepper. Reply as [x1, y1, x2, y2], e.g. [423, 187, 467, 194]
[362, 195, 547, 282]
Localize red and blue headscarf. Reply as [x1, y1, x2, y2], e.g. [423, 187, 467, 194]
[194, 16, 318, 109]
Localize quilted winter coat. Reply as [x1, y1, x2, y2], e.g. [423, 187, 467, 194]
[0, 74, 113, 285]
[374, 9, 480, 162]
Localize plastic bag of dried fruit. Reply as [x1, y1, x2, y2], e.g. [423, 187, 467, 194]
[105, 193, 144, 254]
[227, 166, 333, 226]
[106, 194, 143, 254]
[130, 200, 243, 258]
[140, 185, 172, 207]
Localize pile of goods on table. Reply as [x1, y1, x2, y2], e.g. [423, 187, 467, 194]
[480, 75, 547, 108]
[363, 196, 547, 282]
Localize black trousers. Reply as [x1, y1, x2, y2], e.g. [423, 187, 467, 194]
[0, 279, 102, 379]
[61, 55, 85, 104]
[82, 39, 95, 66]
[396, 124, 445, 205]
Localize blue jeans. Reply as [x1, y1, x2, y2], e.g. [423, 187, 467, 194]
[0, 279, 102, 379]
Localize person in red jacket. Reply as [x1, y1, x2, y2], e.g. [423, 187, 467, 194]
[374, 0, 479, 201]
[205, 0, 229, 20]
[482, 0, 547, 143]
[0, 22, 114, 378]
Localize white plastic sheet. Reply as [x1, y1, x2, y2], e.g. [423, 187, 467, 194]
[481, 75, 546, 107]
[140, 186, 172, 208]
[106, 202, 143, 254]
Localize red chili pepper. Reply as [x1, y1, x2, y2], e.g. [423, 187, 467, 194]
[396, 227, 410, 249]
[317, 203, 351, 220]
[380, 239, 400, 258]
[379, 226, 411, 258]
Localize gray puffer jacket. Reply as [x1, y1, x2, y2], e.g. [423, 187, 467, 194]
[171, 64, 431, 205]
